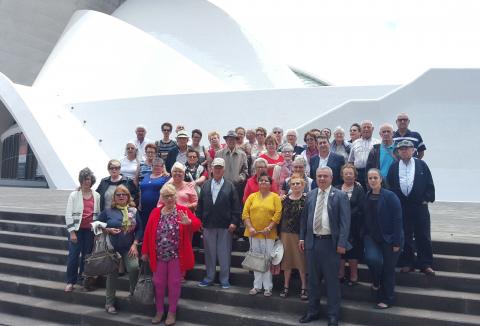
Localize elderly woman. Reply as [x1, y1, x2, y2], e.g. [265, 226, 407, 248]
[279, 173, 307, 300]
[120, 142, 139, 181]
[260, 135, 285, 177]
[281, 157, 313, 195]
[96, 159, 138, 211]
[300, 131, 319, 176]
[330, 127, 351, 162]
[191, 129, 208, 165]
[364, 168, 403, 309]
[272, 143, 294, 188]
[337, 164, 365, 286]
[97, 185, 143, 315]
[142, 184, 201, 325]
[243, 158, 280, 203]
[136, 143, 157, 184]
[243, 172, 282, 297]
[64, 168, 101, 292]
[185, 148, 208, 194]
[161, 162, 198, 212]
[139, 158, 170, 230]
[251, 127, 267, 161]
[349, 123, 362, 143]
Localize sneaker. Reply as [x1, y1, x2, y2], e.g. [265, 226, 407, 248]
[105, 304, 117, 315]
[221, 282, 230, 289]
[64, 284, 74, 292]
[198, 280, 213, 287]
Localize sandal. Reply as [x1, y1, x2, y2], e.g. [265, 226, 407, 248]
[105, 304, 117, 315]
[300, 288, 308, 300]
[249, 288, 261, 295]
[263, 290, 272, 297]
[375, 302, 390, 309]
[279, 287, 289, 298]
[347, 279, 359, 287]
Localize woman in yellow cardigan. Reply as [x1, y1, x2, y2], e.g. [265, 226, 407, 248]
[242, 172, 282, 297]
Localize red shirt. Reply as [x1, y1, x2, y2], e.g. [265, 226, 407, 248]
[242, 176, 280, 203]
[142, 204, 201, 273]
[260, 153, 285, 177]
[80, 196, 94, 229]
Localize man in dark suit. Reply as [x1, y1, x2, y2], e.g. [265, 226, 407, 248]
[196, 158, 241, 289]
[310, 135, 345, 187]
[299, 167, 351, 325]
[387, 140, 435, 276]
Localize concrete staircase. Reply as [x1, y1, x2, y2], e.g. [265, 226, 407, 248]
[0, 210, 479, 325]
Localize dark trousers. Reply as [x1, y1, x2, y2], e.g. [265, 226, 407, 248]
[363, 235, 400, 305]
[357, 168, 367, 191]
[399, 202, 433, 269]
[306, 237, 341, 318]
[66, 228, 94, 284]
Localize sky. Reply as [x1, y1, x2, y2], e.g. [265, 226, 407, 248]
[210, 0, 480, 86]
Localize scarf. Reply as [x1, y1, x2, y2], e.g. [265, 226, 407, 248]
[115, 204, 136, 233]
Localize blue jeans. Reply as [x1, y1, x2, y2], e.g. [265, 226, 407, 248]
[363, 235, 400, 305]
[66, 228, 94, 284]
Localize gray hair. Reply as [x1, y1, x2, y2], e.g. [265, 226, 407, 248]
[135, 125, 147, 132]
[316, 166, 333, 176]
[293, 156, 307, 167]
[333, 126, 345, 135]
[152, 157, 165, 166]
[281, 143, 294, 152]
[171, 161, 186, 172]
[360, 120, 374, 127]
[253, 157, 268, 168]
[286, 129, 297, 137]
[379, 123, 394, 131]
[78, 167, 96, 187]
[272, 126, 283, 134]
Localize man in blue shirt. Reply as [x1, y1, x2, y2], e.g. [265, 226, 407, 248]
[393, 113, 426, 159]
[366, 123, 397, 184]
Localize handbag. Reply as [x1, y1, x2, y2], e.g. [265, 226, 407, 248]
[241, 236, 271, 273]
[84, 233, 120, 276]
[133, 263, 155, 305]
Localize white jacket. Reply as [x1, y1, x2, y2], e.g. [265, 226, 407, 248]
[65, 190, 101, 233]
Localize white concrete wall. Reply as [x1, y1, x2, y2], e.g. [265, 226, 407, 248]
[298, 69, 480, 202]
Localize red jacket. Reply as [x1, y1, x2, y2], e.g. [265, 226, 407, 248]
[242, 176, 280, 203]
[142, 204, 201, 273]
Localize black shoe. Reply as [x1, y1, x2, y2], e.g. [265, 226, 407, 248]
[327, 316, 339, 326]
[299, 313, 320, 323]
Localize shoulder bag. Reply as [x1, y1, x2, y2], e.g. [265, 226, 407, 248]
[84, 233, 120, 276]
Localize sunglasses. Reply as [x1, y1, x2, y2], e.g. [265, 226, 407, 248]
[273, 131, 282, 134]
[115, 193, 128, 197]
[109, 166, 120, 170]
[188, 155, 198, 159]
[290, 182, 302, 186]
[162, 129, 172, 132]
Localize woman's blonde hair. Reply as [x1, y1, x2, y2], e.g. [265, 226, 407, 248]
[112, 185, 135, 208]
[289, 173, 305, 186]
[160, 183, 177, 197]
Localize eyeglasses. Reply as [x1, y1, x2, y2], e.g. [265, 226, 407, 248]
[115, 193, 128, 197]
[188, 155, 198, 159]
[259, 179, 270, 183]
[146, 151, 156, 154]
[162, 129, 171, 132]
[306, 138, 315, 142]
[126, 147, 135, 150]
[273, 131, 282, 134]
[109, 166, 120, 170]
[290, 182, 302, 186]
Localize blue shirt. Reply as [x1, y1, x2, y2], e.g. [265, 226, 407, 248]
[211, 177, 225, 204]
[379, 143, 396, 178]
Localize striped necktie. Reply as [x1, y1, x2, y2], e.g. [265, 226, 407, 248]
[313, 190, 326, 234]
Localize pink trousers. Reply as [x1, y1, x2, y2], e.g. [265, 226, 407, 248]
[153, 258, 181, 313]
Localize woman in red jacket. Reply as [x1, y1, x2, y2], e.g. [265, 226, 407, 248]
[141, 184, 201, 325]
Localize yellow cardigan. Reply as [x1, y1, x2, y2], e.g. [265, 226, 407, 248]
[242, 191, 282, 240]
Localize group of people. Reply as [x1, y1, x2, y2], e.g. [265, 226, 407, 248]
[64, 112, 435, 326]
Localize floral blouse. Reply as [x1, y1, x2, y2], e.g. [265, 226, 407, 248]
[280, 195, 306, 234]
[156, 208, 180, 261]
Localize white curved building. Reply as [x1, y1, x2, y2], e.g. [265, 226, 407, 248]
[0, 0, 477, 201]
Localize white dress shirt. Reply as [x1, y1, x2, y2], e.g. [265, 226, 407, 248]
[211, 177, 225, 204]
[348, 137, 380, 168]
[313, 185, 332, 235]
[399, 158, 415, 196]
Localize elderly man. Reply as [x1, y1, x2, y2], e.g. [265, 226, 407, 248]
[348, 120, 380, 189]
[282, 129, 304, 155]
[393, 113, 427, 159]
[156, 122, 177, 161]
[299, 167, 350, 325]
[387, 140, 435, 276]
[131, 125, 153, 161]
[196, 158, 241, 289]
[215, 130, 248, 198]
[366, 123, 397, 181]
[309, 136, 345, 188]
[165, 130, 190, 173]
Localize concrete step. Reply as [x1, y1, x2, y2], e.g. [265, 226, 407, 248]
[0, 211, 64, 225]
[0, 312, 66, 326]
[0, 243, 67, 265]
[0, 220, 67, 237]
[0, 230, 68, 250]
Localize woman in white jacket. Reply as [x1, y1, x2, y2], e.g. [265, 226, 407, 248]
[64, 168, 101, 292]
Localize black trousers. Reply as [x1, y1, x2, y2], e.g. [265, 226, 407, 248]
[306, 237, 341, 318]
[399, 202, 433, 269]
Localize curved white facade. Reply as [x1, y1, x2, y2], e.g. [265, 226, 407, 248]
[0, 0, 477, 202]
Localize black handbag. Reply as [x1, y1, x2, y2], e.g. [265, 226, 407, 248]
[84, 233, 120, 276]
[133, 263, 154, 305]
